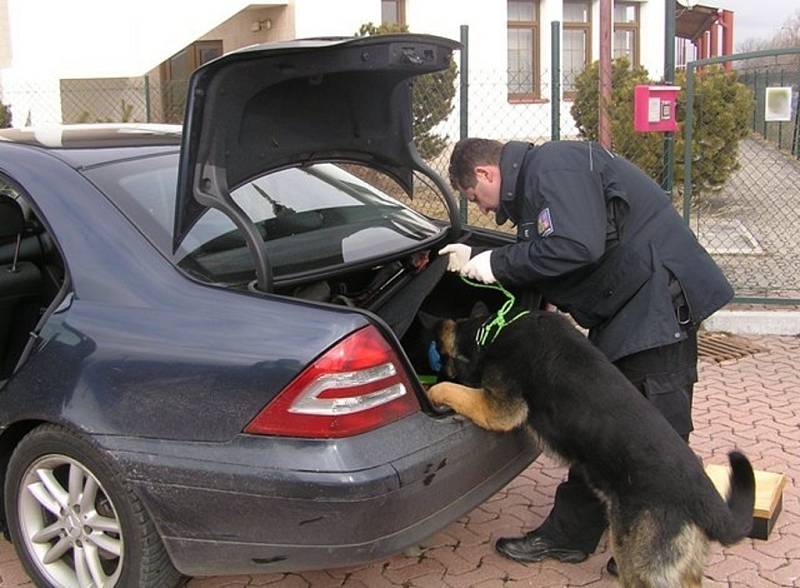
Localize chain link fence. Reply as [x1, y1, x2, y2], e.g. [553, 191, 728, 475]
[0, 77, 189, 127]
[683, 49, 800, 302]
[740, 55, 800, 158]
[1, 41, 798, 302]
[410, 65, 583, 234]
[453, 67, 579, 232]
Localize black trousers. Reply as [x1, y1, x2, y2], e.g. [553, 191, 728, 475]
[533, 326, 698, 553]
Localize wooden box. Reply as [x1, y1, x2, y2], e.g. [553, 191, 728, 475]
[705, 464, 787, 540]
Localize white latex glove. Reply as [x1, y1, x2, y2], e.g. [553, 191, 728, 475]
[460, 250, 496, 284]
[439, 243, 472, 272]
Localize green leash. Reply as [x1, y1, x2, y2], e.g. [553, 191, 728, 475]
[460, 276, 530, 347]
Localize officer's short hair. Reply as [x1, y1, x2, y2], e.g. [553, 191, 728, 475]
[448, 138, 503, 190]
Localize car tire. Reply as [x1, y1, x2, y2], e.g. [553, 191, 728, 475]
[4, 424, 185, 587]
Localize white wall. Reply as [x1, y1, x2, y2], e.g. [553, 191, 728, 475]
[0, 0, 668, 133]
[0, 0, 288, 125]
[400, 0, 553, 141]
[3, 0, 286, 78]
[293, 0, 378, 38]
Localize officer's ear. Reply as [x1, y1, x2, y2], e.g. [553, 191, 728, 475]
[474, 165, 494, 183]
[475, 165, 502, 188]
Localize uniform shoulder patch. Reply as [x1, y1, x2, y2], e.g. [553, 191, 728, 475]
[537, 207, 554, 237]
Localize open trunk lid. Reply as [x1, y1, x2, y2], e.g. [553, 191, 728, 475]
[174, 34, 461, 291]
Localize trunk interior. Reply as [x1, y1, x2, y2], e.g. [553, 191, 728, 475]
[277, 230, 538, 380]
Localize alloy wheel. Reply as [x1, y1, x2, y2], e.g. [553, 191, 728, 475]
[17, 454, 124, 588]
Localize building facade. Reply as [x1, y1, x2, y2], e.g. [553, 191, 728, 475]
[0, 1, 728, 141]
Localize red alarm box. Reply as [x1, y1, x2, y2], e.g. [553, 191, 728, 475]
[633, 85, 680, 132]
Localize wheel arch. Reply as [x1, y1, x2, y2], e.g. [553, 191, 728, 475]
[0, 419, 50, 538]
[0, 419, 184, 586]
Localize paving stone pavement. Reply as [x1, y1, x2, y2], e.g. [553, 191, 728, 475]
[1, 334, 799, 587]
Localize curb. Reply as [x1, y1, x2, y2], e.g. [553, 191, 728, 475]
[704, 310, 800, 337]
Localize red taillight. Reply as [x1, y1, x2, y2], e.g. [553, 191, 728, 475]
[244, 326, 420, 438]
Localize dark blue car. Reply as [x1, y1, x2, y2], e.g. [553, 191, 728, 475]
[0, 35, 538, 587]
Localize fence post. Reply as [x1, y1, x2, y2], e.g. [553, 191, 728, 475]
[778, 69, 785, 148]
[762, 69, 769, 138]
[794, 83, 800, 159]
[143, 75, 151, 123]
[752, 70, 758, 131]
[459, 24, 469, 224]
[682, 62, 695, 224]
[551, 21, 560, 141]
[662, 0, 676, 194]
[598, 0, 612, 148]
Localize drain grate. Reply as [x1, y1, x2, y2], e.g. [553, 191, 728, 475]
[698, 332, 766, 362]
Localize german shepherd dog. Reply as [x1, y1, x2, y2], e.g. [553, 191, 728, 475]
[426, 304, 755, 587]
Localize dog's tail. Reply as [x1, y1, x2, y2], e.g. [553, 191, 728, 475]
[705, 451, 756, 545]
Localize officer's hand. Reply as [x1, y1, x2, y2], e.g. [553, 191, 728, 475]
[461, 251, 496, 284]
[439, 243, 472, 272]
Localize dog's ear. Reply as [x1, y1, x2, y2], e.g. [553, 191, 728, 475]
[470, 301, 491, 320]
[416, 310, 442, 332]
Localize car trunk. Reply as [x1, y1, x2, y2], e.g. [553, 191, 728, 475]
[276, 228, 536, 379]
[171, 33, 528, 380]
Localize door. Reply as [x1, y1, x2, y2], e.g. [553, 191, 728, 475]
[161, 41, 223, 123]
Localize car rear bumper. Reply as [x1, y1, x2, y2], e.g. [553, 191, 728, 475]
[95, 413, 539, 576]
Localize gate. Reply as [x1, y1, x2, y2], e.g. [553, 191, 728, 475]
[683, 48, 800, 304]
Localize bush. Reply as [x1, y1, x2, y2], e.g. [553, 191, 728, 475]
[357, 22, 457, 161]
[571, 58, 664, 181]
[75, 99, 137, 124]
[0, 101, 11, 128]
[673, 67, 752, 202]
[571, 58, 753, 206]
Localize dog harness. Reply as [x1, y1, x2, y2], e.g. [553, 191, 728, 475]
[461, 277, 530, 348]
[426, 278, 530, 374]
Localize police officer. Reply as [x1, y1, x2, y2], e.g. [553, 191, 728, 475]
[441, 138, 733, 574]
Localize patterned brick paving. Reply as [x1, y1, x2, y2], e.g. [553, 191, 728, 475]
[2, 334, 798, 587]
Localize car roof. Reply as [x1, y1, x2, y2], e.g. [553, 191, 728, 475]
[0, 124, 182, 149]
[0, 124, 182, 168]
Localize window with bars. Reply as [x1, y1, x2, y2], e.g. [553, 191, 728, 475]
[563, 0, 592, 97]
[507, 0, 540, 101]
[613, 1, 640, 66]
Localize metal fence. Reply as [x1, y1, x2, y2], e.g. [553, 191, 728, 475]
[740, 57, 800, 158]
[2, 34, 799, 303]
[414, 23, 587, 233]
[683, 48, 800, 304]
[415, 40, 800, 303]
[0, 77, 189, 127]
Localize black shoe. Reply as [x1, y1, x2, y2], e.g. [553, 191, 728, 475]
[606, 557, 618, 577]
[495, 531, 589, 564]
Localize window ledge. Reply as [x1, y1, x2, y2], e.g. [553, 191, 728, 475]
[507, 97, 550, 105]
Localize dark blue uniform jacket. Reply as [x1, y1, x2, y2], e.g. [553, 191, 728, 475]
[490, 141, 734, 361]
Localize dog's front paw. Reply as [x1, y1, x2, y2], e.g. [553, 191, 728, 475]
[426, 382, 449, 407]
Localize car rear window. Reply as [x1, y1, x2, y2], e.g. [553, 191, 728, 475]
[86, 153, 443, 285]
